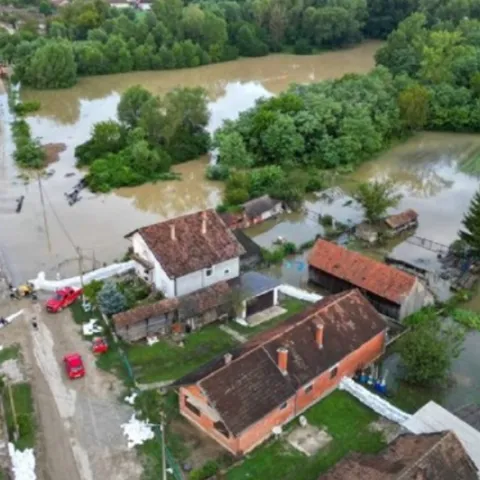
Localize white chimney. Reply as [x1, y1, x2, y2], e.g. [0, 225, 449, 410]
[202, 211, 207, 235]
[170, 224, 176, 241]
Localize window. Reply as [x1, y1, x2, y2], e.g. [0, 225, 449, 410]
[330, 366, 338, 379]
[214, 421, 230, 438]
[224, 268, 230, 275]
[205, 267, 213, 277]
[280, 402, 288, 410]
[185, 398, 201, 417]
[304, 384, 313, 394]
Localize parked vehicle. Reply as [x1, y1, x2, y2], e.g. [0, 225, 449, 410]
[92, 337, 108, 355]
[46, 287, 82, 313]
[63, 353, 85, 379]
[10, 282, 37, 300]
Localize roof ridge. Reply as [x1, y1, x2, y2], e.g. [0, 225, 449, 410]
[396, 431, 451, 480]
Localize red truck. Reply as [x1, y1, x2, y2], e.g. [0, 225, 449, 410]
[46, 287, 82, 313]
[63, 353, 85, 379]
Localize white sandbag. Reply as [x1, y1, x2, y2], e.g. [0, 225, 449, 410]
[30, 261, 136, 292]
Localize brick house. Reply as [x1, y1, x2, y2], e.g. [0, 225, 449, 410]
[126, 209, 245, 298]
[176, 289, 387, 455]
[308, 239, 432, 320]
[319, 431, 478, 480]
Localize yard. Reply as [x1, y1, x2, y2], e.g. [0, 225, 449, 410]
[226, 391, 386, 480]
[228, 297, 308, 338]
[125, 325, 239, 384]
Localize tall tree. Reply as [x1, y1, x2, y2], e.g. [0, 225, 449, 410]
[117, 85, 153, 129]
[354, 180, 402, 223]
[398, 84, 430, 130]
[460, 188, 480, 254]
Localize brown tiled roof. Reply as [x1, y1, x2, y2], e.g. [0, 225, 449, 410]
[385, 209, 418, 229]
[192, 289, 386, 436]
[241, 195, 281, 218]
[308, 240, 416, 305]
[113, 281, 231, 328]
[127, 210, 245, 278]
[319, 431, 478, 480]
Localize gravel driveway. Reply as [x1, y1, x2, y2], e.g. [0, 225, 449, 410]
[0, 299, 143, 480]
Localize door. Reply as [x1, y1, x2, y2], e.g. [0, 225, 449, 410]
[246, 290, 274, 316]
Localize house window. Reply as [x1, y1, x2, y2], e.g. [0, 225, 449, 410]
[280, 402, 288, 410]
[214, 421, 230, 438]
[224, 268, 230, 275]
[185, 398, 201, 417]
[304, 384, 313, 394]
[330, 366, 338, 379]
[206, 267, 213, 277]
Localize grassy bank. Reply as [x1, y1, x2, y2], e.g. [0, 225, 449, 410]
[2, 383, 35, 451]
[226, 391, 385, 480]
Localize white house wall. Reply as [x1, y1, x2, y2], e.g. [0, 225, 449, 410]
[176, 257, 240, 297]
[131, 233, 175, 297]
[399, 279, 434, 320]
[260, 203, 283, 221]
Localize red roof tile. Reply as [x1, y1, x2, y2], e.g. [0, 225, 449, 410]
[127, 209, 245, 278]
[385, 209, 418, 229]
[308, 240, 416, 305]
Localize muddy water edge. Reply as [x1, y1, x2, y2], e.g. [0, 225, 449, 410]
[0, 41, 381, 282]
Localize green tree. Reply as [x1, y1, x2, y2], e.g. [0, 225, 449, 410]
[97, 281, 126, 315]
[215, 131, 253, 169]
[354, 180, 403, 223]
[117, 85, 153, 129]
[459, 188, 480, 254]
[25, 40, 77, 89]
[39, 0, 54, 16]
[398, 84, 430, 130]
[398, 315, 465, 386]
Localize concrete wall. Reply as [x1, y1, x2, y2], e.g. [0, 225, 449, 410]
[180, 330, 387, 456]
[175, 257, 239, 297]
[131, 233, 175, 297]
[399, 278, 433, 320]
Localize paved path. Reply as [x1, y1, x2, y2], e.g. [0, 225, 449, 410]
[219, 324, 247, 343]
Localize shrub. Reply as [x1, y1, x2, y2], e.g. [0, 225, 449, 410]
[319, 214, 333, 227]
[206, 164, 230, 181]
[97, 281, 126, 315]
[83, 279, 104, 303]
[189, 461, 219, 480]
[294, 39, 312, 55]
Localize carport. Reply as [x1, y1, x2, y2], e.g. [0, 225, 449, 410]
[236, 271, 281, 321]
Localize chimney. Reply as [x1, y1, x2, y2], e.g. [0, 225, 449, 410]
[170, 224, 176, 241]
[315, 322, 324, 349]
[224, 353, 232, 365]
[277, 347, 288, 375]
[201, 211, 207, 235]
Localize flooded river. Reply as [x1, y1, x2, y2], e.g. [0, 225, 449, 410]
[0, 41, 381, 282]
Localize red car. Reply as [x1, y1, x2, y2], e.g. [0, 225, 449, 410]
[46, 287, 82, 313]
[92, 337, 108, 355]
[63, 353, 85, 379]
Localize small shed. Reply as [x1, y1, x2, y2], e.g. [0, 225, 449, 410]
[385, 209, 418, 234]
[113, 281, 232, 342]
[355, 223, 378, 244]
[234, 271, 281, 319]
[241, 195, 283, 223]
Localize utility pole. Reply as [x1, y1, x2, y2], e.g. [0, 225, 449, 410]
[37, 172, 52, 254]
[161, 413, 167, 480]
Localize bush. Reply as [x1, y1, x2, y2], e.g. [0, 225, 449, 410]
[206, 164, 230, 181]
[294, 39, 312, 55]
[83, 279, 104, 303]
[189, 461, 219, 480]
[319, 214, 333, 227]
[13, 100, 41, 116]
[225, 187, 249, 205]
[97, 281, 126, 315]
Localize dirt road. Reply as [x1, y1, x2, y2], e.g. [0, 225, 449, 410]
[0, 299, 143, 480]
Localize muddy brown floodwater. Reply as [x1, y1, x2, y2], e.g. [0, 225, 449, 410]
[0, 41, 382, 282]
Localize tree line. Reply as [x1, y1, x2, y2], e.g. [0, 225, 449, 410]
[213, 9, 480, 209]
[75, 84, 209, 192]
[0, 0, 445, 89]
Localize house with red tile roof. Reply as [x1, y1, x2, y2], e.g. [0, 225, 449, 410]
[176, 289, 387, 455]
[126, 210, 245, 298]
[319, 431, 478, 480]
[308, 240, 432, 320]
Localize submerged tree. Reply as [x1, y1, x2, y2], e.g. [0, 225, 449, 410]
[459, 188, 480, 254]
[354, 180, 402, 223]
[397, 313, 465, 386]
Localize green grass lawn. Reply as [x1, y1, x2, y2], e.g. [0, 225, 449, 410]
[228, 298, 308, 338]
[125, 325, 239, 384]
[226, 391, 385, 480]
[0, 345, 19, 364]
[2, 383, 35, 451]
